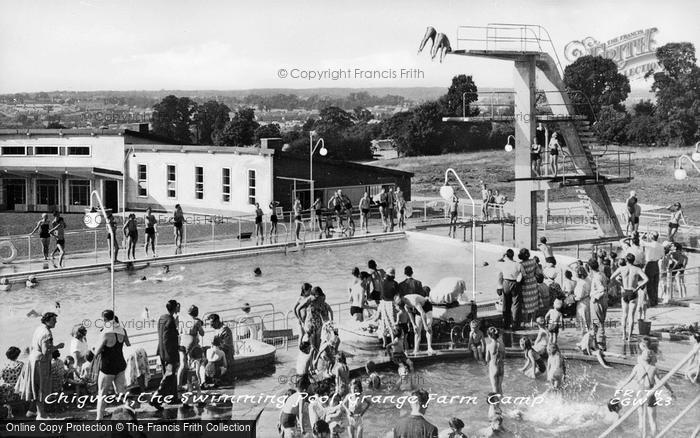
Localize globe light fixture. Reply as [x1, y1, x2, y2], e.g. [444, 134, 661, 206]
[319, 146, 328, 156]
[505, 135, 515, 152]
[440, 184, 455, 201]
[692, 142, 700, 162]
[673, 154, 700, 180]
[674, 168, 688, 181]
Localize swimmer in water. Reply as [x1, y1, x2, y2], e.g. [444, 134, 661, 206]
[468, 319, 486, 362]
[0, 278, 11, 292]
[577, 325, 612, 368]
[546, 343, 566, 390]
[519, 337, 545, 379]
[26, 275, 38, 288]
[254, 267, 262, 277]
[135, 265, 182, 283]
[485, 327, 505, 395]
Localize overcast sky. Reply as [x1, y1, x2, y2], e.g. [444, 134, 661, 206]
[0, 0, 698, 93]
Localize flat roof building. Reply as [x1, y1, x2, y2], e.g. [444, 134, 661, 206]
[1, 128, 412, 217]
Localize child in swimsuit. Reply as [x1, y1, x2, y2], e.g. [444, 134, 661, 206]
[546, 343, 566, 390]
[122, 213, 138, 261]
[519, 337, 545, 379]
[544, 299, 564, 345]
[485, 327, 505, 395]
[333, 352, 350, 403]
[365, 361, 381, 389]
[533, 316, 549, 355]
[577, 325, 612, 368]
[341, 379, 371, 438]
[388, 327, 413, 372]
[144, 208, 157, 257]
[468, 319, 486, 362]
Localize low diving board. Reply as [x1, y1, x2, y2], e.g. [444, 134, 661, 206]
[501, 174, 632, 187]
[442, 114, 589, 123]
[414, 218, 516, 243]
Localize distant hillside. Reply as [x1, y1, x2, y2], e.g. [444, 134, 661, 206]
[1, 87, 516, 103]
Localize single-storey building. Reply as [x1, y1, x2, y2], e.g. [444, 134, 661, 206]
[0, 127, 412, 217]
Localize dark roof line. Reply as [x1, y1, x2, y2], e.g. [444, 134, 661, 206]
[275, 153, 413, 177]
[0, 128, 122, 136]
[0, 128, 183, 145]
[123, 129, 183, 145]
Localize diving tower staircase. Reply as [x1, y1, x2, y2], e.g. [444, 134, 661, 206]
[437, 23, 627, 247]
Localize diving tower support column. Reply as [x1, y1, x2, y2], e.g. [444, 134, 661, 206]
[513, 56, 538, 249]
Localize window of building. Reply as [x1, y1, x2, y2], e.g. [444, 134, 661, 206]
[248, 169, 256, 205]
[5, 179, 26, 206]
[34, 146, 59, 155]
[1, 146, 26, 155]
[137, 164, 148, 197]
[36, 179, 59, 205]
[68, 180, 91, 206]
[222, 168, 231, 202]
[195, 166, 204, 200]
[68, 146, 91, 156]
[166, 165, 176, 198]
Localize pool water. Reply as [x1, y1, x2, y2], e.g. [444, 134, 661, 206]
[252, 359, 698, 438]
[0, 234, 504, 354]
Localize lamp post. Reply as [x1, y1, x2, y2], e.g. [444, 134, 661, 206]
[309, 131, 328, 231]
[673, 153, 700, 180]
[692, 141, 700, 162]
[505, 135, 515, 152]
[440, 168, 476, 303]
[121, 145, 135, 225]
[85, 191, 115, 311]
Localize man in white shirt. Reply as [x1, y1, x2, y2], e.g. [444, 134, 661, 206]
[499, 249, 525, 330]
[620, 235, 645, 267]
[641, 231, 664, 307]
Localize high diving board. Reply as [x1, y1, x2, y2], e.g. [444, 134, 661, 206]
[449, 49, 546, 61]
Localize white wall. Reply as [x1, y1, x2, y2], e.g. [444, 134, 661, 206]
[0, 135, 124, 171]
[125, 146, 274, 216]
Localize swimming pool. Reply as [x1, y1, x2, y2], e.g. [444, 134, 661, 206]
[252, 358, 699, 437]
[0, 233, 505, 354]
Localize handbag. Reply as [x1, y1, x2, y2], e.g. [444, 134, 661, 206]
[495, 297, 503, 312]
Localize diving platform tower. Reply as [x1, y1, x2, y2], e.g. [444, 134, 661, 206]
[435, 24, 629, 249]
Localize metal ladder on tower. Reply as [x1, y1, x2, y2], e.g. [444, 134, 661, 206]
[571, 118, 600, 175]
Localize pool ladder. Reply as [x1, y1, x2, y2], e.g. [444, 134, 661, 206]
[598, 343, 700, 438]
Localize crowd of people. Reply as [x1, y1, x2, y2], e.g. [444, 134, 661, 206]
[281, 261, 528, 437]
[18, 187, 415, 270]
[496, 232, 691, 342]
[0, 296, 268, 421]
[0, 248, 698, 437]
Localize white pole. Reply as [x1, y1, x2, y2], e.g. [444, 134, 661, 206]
[310, 132, 314, 232]
[91, 191, 114, 312]
[444, 168, 477, 302]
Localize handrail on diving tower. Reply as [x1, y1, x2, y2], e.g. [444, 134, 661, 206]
[454, 23, 565, 76]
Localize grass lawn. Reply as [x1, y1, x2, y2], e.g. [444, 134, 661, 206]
[368, 146, 700, 222]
